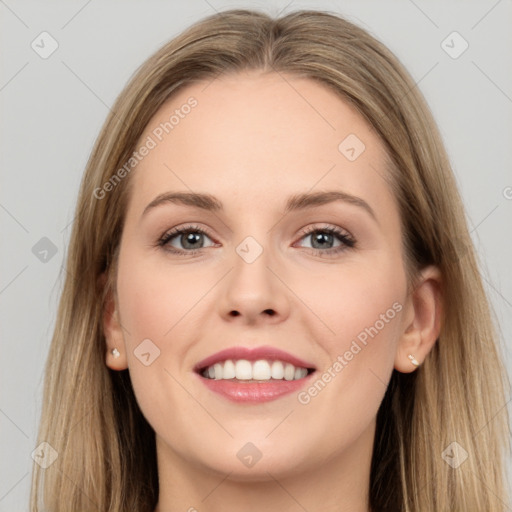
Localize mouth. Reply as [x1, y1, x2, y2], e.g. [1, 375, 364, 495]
[194, 346, 316, 403]
[197, 359, 315, 382]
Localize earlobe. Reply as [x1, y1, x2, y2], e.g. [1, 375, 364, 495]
[101, 272, 128, 371]
[395, 265, 442, 373]
[106, 345, 127, 370]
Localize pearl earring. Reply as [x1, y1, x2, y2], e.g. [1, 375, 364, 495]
[111, 348, 120, 359]
[408, 354, 420, 367]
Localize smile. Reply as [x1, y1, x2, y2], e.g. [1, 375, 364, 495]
[201, 359, 311, 381]
[194, 345, 316, 403]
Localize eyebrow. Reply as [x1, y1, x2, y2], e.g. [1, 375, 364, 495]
[141, 190, 376, 221]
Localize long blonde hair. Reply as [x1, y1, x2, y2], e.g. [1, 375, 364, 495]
[30, 9, 511, 511]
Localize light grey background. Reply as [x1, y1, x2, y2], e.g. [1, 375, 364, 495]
[1, 0, 511, 509]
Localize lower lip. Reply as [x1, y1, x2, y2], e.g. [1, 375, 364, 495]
[198, 374, 314, 403]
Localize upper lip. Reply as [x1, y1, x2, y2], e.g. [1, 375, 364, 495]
[194, 345, 316, 373]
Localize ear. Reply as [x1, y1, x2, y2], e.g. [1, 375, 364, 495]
[395, 265, 442, 373]
[100, 272, 128, 371]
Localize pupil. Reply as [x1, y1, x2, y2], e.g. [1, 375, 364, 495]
[179, 231, 335, 251]
[182, 232, 202, 249]
[312, 232, 333, 249]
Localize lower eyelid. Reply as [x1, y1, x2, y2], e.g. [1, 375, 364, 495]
[165, 231, 215, 250]
[159, 226, 354, 253]
[297, 228, 354, 246]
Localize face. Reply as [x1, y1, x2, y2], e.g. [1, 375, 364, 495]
[106, 71, 412, 479]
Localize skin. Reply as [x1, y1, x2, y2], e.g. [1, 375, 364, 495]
[103, 71, 442, 512]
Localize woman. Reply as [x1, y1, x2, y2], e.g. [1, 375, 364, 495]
[30, 9, 511, 511]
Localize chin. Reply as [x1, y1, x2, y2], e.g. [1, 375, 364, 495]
[184, 437, 314, 480]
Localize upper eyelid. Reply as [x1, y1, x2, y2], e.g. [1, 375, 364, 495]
[161, 223, 354, 246]
[300, 224, 353, 237]
[162, 223, 350, 236]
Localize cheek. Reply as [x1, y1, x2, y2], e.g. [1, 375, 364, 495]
[312, 263, 404, 394]
[294, 256, 406, 354]
[117, 241, 406, 366]
[116, 251, 206, 342]
[291, 262, 405, 436]
[115, 251, 193, 423]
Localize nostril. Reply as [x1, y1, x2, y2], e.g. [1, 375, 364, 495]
[263, 309, 276, 316]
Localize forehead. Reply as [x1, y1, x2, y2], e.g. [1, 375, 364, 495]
[127, 71, 395, 219]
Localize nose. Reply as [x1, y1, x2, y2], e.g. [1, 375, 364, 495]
[217, 245, 291, 325]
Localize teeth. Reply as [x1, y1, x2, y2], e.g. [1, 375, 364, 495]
[235, 360, 252, 380]
[213, 363, 223, 380]
[294, 366, 305, 380]
[283, 363, 295, 381]
[201, 359, 310, 381]
[271, 361, 284, 379]
[253, 360, 271, 380]
[223, 359, 236, 379]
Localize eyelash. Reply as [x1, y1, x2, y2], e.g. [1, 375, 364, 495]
[156, 223, 356, 257]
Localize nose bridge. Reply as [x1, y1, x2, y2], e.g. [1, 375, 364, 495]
[218, 231, 290, 322]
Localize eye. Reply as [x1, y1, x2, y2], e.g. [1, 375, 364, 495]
[295, 225, 355, 256]
[157, 224, 216, 254]
[156, 223, 356, 257]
